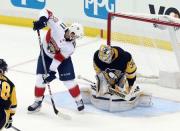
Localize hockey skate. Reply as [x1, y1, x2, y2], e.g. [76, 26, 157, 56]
[76, 99, 84, 111]
[28, 97, 44, 113]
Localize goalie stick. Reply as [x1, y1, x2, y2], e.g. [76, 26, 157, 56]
[77, 75, 96, 85]
[37, 30, 71, 120]
[77, 75, 133, 100]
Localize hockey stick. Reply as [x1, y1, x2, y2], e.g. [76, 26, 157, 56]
[11, 126, 21, 131]
[37, 30, 71, 120]
[8, 59, 36, 69]
[77, 75, 96, 85]
[77, 75, 131, 100]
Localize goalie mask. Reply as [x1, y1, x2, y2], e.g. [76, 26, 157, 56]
[98, 45, 113, 64]
[68, 23, 84, 40]
[0, 59, 8, 74]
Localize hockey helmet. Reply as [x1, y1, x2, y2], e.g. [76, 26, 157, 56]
[0, 59, 8, 74]
[68, 23, 84, 39]
[98, 44, 113, 64]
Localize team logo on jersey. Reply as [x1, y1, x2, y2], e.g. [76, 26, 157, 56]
[84, 0, 116, 19]
[11, 0, 45, 9]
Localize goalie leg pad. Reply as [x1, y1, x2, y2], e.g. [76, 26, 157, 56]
[96, 72, 110, 96]
[90, 93, 112, 111]
[80, 87, 91, 104]
[90, 94, 141, 112]
[109, 94, 141, 112]
[89, 90, 152, 112]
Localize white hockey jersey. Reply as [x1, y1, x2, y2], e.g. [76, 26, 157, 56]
[39, 9, 75, 63]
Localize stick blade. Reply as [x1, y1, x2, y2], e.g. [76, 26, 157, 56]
[11, 126, 21, 131]
[57, 112, 72, 120]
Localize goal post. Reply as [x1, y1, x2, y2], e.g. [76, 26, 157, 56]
[106, 12, 180, 88]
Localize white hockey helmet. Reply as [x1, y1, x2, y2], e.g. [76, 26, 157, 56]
[69, 23, 84, 39]
[98, 44, 113, 64]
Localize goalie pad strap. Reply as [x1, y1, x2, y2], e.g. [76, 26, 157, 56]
[95, 75, 100, 92]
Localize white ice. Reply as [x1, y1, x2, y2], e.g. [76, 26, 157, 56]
[1, 24, 180, 131]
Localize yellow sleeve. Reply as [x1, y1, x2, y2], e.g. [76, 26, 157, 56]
[10, 87, 17, 115]
[93, 62, 101, 74]
[125, 58, 137, 79]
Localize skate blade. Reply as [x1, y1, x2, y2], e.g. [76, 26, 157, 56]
[27, 109, 41, 114]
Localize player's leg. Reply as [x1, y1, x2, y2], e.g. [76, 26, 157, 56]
[58, 57, 84, 111]
[28, 53, 52, 112]
[0, 110, 7, 130]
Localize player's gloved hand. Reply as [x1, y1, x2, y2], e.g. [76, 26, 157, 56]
[33, 16, 48, 31]
[44, 70, 56, 84]
[5, 116, 12, 129]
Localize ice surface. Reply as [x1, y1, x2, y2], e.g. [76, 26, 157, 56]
[1, 24, 180, 131]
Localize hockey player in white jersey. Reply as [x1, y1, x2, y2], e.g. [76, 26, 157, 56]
[28, 9, 85, 112]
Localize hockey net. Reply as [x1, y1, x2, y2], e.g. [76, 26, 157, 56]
[107, 12, 180, 88]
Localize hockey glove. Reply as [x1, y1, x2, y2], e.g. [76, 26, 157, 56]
[5, 116, 12, 129]
[44, 70, 56, 84]
[33, 16, 48, 31]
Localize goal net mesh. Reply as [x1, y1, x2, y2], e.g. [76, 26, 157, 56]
[106, 12, 180, 84]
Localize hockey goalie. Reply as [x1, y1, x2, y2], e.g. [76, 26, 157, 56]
[80, 44, 152, 112]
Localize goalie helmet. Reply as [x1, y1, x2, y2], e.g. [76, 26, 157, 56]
[98, 44, 113, 64]
[0, 59, 8, 74]
[68, 23, 84, 39]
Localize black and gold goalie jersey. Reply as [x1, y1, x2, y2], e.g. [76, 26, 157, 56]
[0, 74, 17, 117]
[93, 46, 137, 87]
